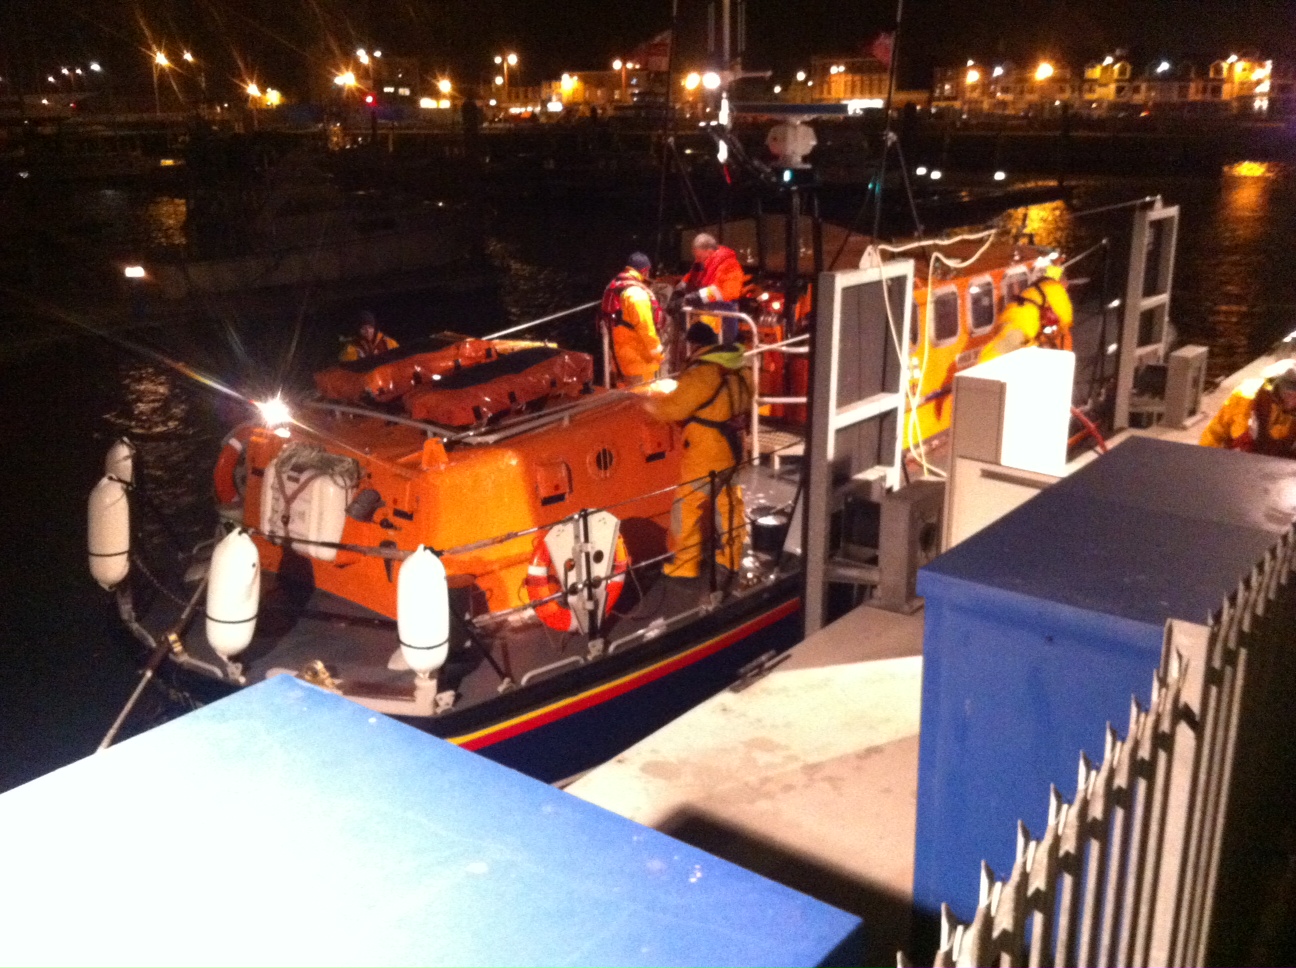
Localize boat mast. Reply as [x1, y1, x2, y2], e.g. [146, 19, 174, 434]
[871, 0, 904, 241]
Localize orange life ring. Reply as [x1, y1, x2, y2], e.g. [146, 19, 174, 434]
[213, 423, 255, 505]
[524, 531, 630, 633]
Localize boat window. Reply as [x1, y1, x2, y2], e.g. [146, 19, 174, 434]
[968, 279, 997, 334]
[929, 289, 960, 346]
[1002, 268, 1029, 302]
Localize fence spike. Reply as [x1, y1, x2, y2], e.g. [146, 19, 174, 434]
[979, 861, 995, 907]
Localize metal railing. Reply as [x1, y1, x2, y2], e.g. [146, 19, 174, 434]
[679, 307, 811, 470]
[904, 524, 1296, 967]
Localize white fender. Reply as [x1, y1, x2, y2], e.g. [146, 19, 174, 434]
[104, 438, 136, 485]
[88, 475, 130, 590]
[397, 545, 450, 679]
[206, 529, 261, 659]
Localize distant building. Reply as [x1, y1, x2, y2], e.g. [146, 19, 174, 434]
[933, 53, 1295, 118]
[544, 69, 653, 110]
[783, 55, 889, 106]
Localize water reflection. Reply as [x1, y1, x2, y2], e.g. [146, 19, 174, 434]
[142, 196, 188, 249]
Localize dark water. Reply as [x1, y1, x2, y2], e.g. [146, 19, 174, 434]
[2, 162, 1294, 793]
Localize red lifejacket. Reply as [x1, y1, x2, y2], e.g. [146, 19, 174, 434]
[682, 246, 744, 303]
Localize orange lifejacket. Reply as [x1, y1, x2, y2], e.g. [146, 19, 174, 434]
[683, 246, 744, 304]
[598, 270, 664, 380]
[1234, 386, 1296, 458]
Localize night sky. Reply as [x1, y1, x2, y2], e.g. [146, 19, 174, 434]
[2, 0, 1293, 98]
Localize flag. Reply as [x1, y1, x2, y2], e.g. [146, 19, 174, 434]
[868, 32, 895, 69]
[632, 30, 673, 73]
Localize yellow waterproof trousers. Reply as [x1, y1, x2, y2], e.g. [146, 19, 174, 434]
[663, 477, 746, 578]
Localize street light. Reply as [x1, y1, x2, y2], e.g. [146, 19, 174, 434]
[966, 68, 981, 84]
[1035, 61, 1055, 82]
[182, 51, 193, 63]
[89, 62, 102, 73]
[438, 78, 452, 95]
[264, 88, 281, 106]
[613, 58, 628, 98]
[246, 83, 261, 98]
[356, 48, 370, 66]
[795, 70, 806, 82]
[507, 53, 518, 66]
[495, 53, 518, 100]
[683, 71, 701, 91]
[152, 51, 170, 114]
[702, 71, 721, 90]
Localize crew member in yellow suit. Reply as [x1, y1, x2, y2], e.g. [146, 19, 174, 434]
[980, 267, 1074, 362]
[340, 312, 399, 362]
[648, 323, 754, 578]
[597, 252, 664, 387]
[1200, 360, 1296, 457]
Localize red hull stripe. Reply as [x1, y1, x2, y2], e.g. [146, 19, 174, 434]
[453, 597, 801, 751]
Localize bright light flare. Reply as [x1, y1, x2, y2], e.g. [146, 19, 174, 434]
[702, 71, 721, 90]
[419, 96, 436, 109]
[438, 78, 452, 94]
[930, 169, 943, 180]
[966, 68, 981, 84]
[257, 395, 292, 429]
[506, 53, 518, 66]
[182, 51, 194, 63]
[795, 70, 806, 82]
[612, 59, 623, 70]
[154, 51, 169, 67]
[994, 170, 1007, 181]
[1156, 60, 1171, 74]
[123, 265, 146, 279]
[683, 72, 701, 90]
[89, 62, 102, 73]
[1035, 62, 1054, 81]
[246, 83, 261, 98]
[494, 75, 504, 86]
[334, 71, 356, 87]
[992, 65, 1004, 78]
[264, 88, 281, 106]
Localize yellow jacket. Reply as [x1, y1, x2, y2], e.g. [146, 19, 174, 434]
[982, 278, 1074, 362]
[1200, 378, 1296, 453]
[648, 346, 754, 481]
[340, 331, 399, 362]
[613, 276, 664, 379]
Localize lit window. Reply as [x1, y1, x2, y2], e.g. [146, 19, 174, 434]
[383, 86, 395, 93]
[968, 281, 997, 333]
[398, 87, 410, 96]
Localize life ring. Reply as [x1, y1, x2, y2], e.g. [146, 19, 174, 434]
[213, 423, 255, 505]
[525, 531, 630, 633]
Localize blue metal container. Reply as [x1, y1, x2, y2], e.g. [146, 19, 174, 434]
[0, 674, 862, 966]
[914, 437, 1296, 922]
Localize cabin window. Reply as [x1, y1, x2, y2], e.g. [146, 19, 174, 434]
[968, 280, 997, 334]
[929, 289, 960, 346]
[535, 460, 573, 506]
[1002, 269, 1029, 302]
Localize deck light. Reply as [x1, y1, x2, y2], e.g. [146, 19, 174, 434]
[257, 395, 292, 430]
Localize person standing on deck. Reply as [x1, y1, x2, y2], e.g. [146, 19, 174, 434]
[1200, 360, 1296, 457]
[340, 312, 399, 362]
[674, 232, 745, 343]
[979, 268, 1074, 363]
[648, 323, 754, 579]
[597, 252, 664, 388]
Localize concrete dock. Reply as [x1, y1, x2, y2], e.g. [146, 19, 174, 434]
[567, 604, 926, 963]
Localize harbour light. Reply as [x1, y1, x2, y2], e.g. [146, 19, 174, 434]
[773, 84, 782, 94]
[684, 72, 701, 91]
[930, 169, 943, 180]
[257, 395, 292, 431]
[1156, 61, 1171, 74]
[1035, 62, 1054, 82]
[246, 83, 261, 98]
[992, 66, 1004, 78]
[915, 166, 928, 176]
[966, 68, 980, 84]
[438, 78, 452, 95]
[123, 265, 146, 279]
[795, 70, 806, 82]
[702, 71, 721, 90]
[89, 62, 102, 73]
[994, 170, 1007, 181]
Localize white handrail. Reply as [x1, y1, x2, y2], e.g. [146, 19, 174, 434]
[483, 300, 600, 340]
